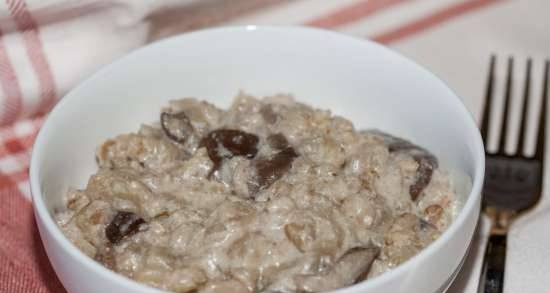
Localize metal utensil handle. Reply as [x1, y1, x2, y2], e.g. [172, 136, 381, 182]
[478, 234, 507, 293]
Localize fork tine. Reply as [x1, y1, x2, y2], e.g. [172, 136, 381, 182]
[517, 58, 532, 154]
[481, 55, 496, 146]
[534, 60, 549, 160]
[498, 57, 514, 154]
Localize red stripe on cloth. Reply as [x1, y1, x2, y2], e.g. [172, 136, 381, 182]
[8, 167, 29, 182]
[149, 0, 289, 38]
[373, 0, 505, 44]
[4, 137, 25, 153]
[24, 2, 110, 28]
[0, 118, 42, 157]
[0, 184, 66, 293]
[0, 30, 23, 125]
[6, 0, 57, 116]
[0, 171, 15, 187]
[306, 0, 410, 28]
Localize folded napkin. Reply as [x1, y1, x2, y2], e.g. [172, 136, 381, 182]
[1, 0, 549, 292]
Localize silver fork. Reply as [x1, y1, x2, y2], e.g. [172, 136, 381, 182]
[478, 56, 549, 293]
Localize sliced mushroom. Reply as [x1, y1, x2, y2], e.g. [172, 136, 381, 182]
[294, 246, 380, 292]
[105, 211, 146, 244]
[160, 111, 195, 143]
[368, 130, 438, 201]
[249, 146, 298, 194]
[200, 129, 260, 175]
[408, 154, 437, 201]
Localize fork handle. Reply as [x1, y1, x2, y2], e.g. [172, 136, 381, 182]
[478, 234, 507, 293]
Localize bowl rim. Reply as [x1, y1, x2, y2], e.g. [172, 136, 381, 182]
[30, 25, 485, 293]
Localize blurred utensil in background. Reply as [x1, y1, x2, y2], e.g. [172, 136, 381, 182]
[478, 56, 549, 293]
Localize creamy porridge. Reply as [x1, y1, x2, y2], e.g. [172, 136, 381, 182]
[55, 93, 457, 293]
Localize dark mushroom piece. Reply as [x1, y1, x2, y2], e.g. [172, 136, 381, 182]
[160, 111, 195, 143]
[105, 211, 146, 244]
[369, 130, 438, 201]
[200, 129, 260, 175]
[294, 246, 380, 292]
[408, 154, 437, 201]
[248, 146, 298, 194]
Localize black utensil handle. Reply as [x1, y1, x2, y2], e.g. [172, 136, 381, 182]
[478, 234, 507, 293]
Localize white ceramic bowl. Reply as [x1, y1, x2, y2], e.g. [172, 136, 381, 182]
[30, 26, 484, 293]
